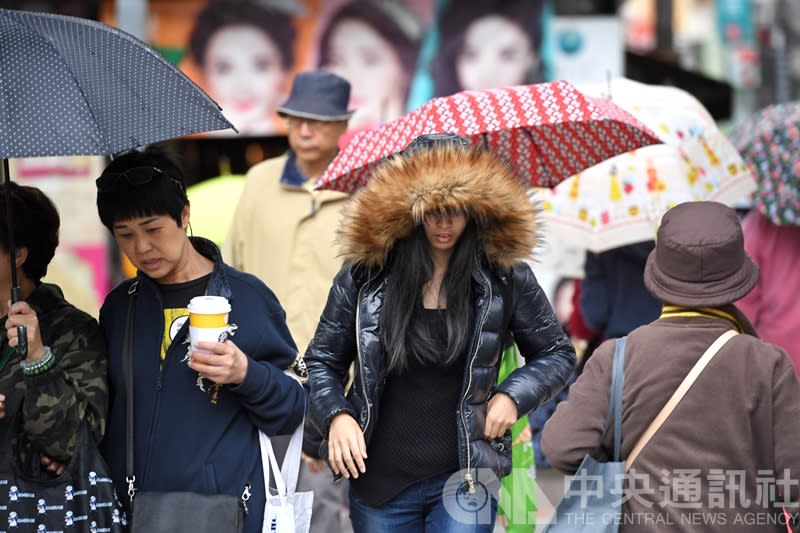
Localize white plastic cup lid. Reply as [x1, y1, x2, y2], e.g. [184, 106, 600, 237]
[187, 295, 231, 315]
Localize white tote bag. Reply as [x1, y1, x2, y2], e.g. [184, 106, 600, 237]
[260, 421, 314, 533]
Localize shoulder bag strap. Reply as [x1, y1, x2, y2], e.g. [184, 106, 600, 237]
[592, 336, 626, 461]
[610, 336, 625, 461]
[123, 282, 138, 502]
[611, 337, 628, 461]
[625, 329, 739, 472]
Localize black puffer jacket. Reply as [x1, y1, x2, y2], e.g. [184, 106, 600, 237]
[305, 142, 576, 486]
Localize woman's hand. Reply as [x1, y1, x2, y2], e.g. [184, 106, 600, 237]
[328, 413, 367, 479]
[189, 340, 248, 385]
[484, 392, 518, 439]
[5, 301, 45, 360]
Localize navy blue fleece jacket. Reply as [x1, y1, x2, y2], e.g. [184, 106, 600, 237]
[100, 238, 304, 533]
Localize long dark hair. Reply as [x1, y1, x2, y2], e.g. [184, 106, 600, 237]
[317, 1, 420, 100]
[382, 219, 480, 373]
[432, 0, 545, 97]
[189, 0, 295, 70]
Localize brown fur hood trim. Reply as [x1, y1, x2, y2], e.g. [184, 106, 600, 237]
[337, 144, 538, 270]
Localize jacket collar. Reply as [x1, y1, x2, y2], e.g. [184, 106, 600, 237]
[24, 283, 69, 317]
[0, 283, 68, 328]
[279, 150, 307, 189]
[279, 151, 349, 216]
[134, 237, 232, 302]
[658, 304, 758, 337]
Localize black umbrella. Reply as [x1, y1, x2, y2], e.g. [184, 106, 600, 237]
[625, 50, 733, 121]
[0, 8, 236, 355]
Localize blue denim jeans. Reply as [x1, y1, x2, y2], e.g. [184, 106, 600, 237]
[349, 471, 498, 533]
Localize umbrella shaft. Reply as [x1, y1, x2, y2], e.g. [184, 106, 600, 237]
[2, 159, 21, 301]
[2, 161, 27, 358]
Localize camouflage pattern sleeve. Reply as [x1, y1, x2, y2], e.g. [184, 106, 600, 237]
[21, 309, 109, 462]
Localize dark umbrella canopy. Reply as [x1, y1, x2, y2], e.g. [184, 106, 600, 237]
[0, 8, 235, 159]
[0, 8, 235, 356]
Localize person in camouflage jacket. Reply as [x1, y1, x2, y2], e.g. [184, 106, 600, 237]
[1, 183, 107, 473]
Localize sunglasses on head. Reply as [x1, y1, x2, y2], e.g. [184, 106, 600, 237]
[95, 166, 184, 192]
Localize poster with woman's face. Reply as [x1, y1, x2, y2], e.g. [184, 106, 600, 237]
[311, 0, 434, 133]
[101, 0, 318, 137]
[428, 1, 549, 98]
[310, 0, 550, 132]
[100, 0, 550, 138]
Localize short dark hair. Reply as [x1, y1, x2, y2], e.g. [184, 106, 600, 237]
[189, 0, 295, 70]
[433, 0, 545, 97]
[0, 183, 59, 283]
[96, 146, 189, 231]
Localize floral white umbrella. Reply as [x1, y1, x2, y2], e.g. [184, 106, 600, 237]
[536, 79, 756, 253]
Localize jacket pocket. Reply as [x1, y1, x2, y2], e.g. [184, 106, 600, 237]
[492, 432, 513, 478]
[472, 432, 513, 478]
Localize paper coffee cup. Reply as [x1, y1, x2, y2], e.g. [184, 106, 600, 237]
[187, 296, 231, 354]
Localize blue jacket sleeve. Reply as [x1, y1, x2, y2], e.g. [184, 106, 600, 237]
[230, 304, 306, 437]
[496, 264, 576, 417]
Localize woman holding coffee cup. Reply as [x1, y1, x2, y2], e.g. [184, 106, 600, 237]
[95, 146, 305, 533]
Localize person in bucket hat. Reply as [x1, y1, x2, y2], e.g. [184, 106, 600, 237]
[543, 201, 800, 531]
[642, 201, 759, 308]
[223, 70, 354, 532]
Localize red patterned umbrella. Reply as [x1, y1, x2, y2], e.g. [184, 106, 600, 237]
[315, 80, 662, 193]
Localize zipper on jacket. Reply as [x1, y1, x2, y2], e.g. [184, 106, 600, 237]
[142, 322, 188, 481]
[140, 283, 170, 483]
[460, 268, 492, 493]
[355, 271, 379, 437]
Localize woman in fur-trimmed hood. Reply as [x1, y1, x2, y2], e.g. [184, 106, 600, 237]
[305, 134, 576, 532]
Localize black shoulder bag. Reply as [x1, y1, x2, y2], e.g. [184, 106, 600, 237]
[123, 282, 248, 532]
[0, 338, 126, 530]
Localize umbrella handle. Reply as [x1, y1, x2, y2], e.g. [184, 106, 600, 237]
[5, 159, 25, 359]
[16, 325, 27, 359]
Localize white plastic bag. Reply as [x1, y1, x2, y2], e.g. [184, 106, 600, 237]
[260, 421, 314, 533]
